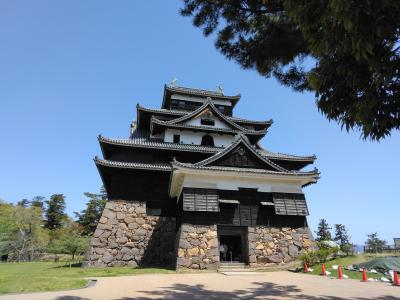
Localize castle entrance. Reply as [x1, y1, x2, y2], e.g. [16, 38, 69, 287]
[217, 225, 248, 263]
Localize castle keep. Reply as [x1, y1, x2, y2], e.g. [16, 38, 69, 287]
[84, 85, 319, 269]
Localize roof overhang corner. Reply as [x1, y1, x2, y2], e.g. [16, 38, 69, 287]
[168, 165, 185, 199]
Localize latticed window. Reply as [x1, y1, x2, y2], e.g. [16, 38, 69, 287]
[182, 188, 219, 212]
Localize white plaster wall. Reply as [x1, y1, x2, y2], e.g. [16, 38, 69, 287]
[151, 132, 165, 140]
[164, 129, 234, 147]
[182, 173, 303, 194]
[185, 116, 230, 129]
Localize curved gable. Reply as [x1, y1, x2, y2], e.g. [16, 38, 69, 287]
[194, 135, 287, 172]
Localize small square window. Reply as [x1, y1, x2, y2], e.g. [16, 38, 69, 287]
[173, 134, 180, 143]
[201, 119, 215, 126]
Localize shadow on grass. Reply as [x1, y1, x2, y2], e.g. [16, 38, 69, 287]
[52, 262, 175, 272]
[53, 262, 83, 268]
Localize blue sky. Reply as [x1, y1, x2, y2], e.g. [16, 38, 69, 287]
[1, 1, 399, 245]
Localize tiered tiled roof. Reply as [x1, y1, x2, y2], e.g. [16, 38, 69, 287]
[150, 98, 268, 140]
[150, 117, 267, 136]
[98, 135, 315, 162]
[99, 135, 222, 153]
[171, 160, 319, 177]
[95, 85, 318, 184]
[136, 104, 272, 127]
[94, 156, 171, 171]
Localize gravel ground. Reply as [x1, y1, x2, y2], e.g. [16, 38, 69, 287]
[1, 272, 399, 300]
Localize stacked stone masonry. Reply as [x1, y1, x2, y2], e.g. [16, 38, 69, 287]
[83, 200, 176, 268]
[248, 226, 313, 267]
[84, 201, 313, 269]
[175, 224, 219, 270]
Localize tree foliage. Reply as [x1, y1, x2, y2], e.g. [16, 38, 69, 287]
[17, 199, 29, 208]
[0, 202, 49, 261]
[45, 194, 67, 230]
[74, 187, 107, 235]
[48, 222, 90, 265]
[181, 0, 400, 140]
[334, 224, 350, 248]
[315, 218, 332, 241]
[30, 196, 45, 210]
[365, 232, 387, 253]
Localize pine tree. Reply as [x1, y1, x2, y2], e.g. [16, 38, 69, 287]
[17, 199, 29, 207]
[45, 194, 67, 230]
[334, 224, 350, 248]
[315, 219, 332, 241]
[181, 0, 400, 140]
[74, 187, 107, 235]
[366, 232, 387, 253]
[30, 196, 45, 210]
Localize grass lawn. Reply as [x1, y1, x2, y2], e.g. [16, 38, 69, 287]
[0, 262, 174, 294]
[304, 253, 396, 280]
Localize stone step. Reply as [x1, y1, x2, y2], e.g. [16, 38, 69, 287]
[220, 271, 266, 276]
[218, 262, 249, 271]
[219, 266, 248, 270]
[218, 268, 253, 272]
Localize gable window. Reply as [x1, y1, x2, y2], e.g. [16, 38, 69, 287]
[200, 118, 215, 126]
[173, 134, 180, 143]
[201, 134, 214, 146]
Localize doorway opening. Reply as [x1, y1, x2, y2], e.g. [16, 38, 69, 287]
[219, 235, 243, 262]
[218, 225, 248, 263]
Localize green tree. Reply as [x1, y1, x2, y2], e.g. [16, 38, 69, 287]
[46, 233, 64, 262]
[1, 204, 48, 261]
[334, 224, 350, 248]
[74, 188, 107, 235]
[366, 232, 387, 253]
[30, 196, 45, 210]
[315, 219, 332, 241]
[0, 201, 15, 257]
[181, 0, 400, 140]
[17, 199, 29, 207]
[48, 222, 90, 266]
[61, 223, 90, 266]
[45, 194, 67, 230]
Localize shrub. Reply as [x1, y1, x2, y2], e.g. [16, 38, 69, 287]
[299, 251, 317, 266]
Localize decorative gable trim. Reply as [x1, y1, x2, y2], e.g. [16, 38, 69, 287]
[193, 135, 287, 172]
[161, 98, 262, 134]
[163, 98, 240, 128]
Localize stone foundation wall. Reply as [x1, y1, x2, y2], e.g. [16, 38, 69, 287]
[176, 224, 219, 270]
[248, 226, 313, 267]
[83, 200, 176, 268]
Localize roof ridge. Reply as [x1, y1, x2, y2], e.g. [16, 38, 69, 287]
[150, 101, 267, 135]
[257, 146, 317, 161]
[99, 135, 225, 154]
[162, 98, 243, 130]
[94, 156, 171, 171]
[137, 105, 272, 125]
[150, 117, 267, 135]
[165, 84, 241, 99]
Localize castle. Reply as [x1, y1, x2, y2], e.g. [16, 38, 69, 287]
[84, 84, 318, 269]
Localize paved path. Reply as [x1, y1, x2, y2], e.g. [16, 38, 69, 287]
[1, 272, 399, 300]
